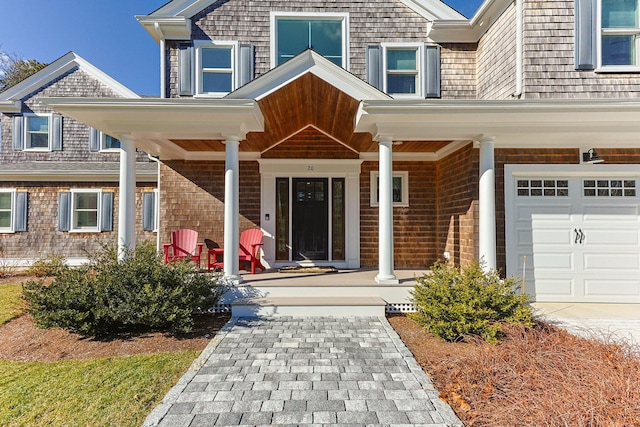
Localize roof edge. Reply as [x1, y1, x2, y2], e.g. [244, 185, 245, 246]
[0, 52, 139, 102]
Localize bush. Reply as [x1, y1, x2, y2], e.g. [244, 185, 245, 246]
[409, 261, 534, 343]
[22, 241, 225, 336]
[26, 254, 68, 277]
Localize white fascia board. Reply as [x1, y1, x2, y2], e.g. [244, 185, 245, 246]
[398, 0, 466, 21]
[227, 50, 390, 102]
[135, 15, 191, 43]
[428, 0, 512, 43]
[146, 0, 218, 18]
[0, 52, 139, 101]
[0, 100, 21, 113]
[355, 99, 640, 145]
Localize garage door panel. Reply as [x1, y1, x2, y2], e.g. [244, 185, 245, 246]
[535, 279, 574, 298]
[582, 205, 639, 218]
[584, 230, 639, 246]
[516, 204, 572, 220]
[532, 229, 572, 245]
[533, 252, 573, 269]
[584, 279, 640, 299]
[583, 253, 640, 270]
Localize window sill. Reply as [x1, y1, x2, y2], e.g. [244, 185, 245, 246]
[69, 229, 101, 233]
[24, 148, 51, 152]
[370, 203, 410, 208]
[0, 230, 15, 234]
[595, 65, 640, 73]
[99, 149, 122, 153]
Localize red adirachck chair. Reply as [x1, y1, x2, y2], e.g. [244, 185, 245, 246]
[207, 228, 265, 274]
[163, 229, 203, 267]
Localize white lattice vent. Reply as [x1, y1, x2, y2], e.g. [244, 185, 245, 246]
[386, 303, 415, 313]
[209, 304, 232, 313]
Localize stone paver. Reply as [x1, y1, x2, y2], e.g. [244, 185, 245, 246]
[142, 317, 463, 427]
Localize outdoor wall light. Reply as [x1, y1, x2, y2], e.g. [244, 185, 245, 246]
[582, 148, 604, 164]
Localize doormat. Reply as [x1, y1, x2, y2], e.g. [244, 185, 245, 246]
[279, 266, 338, 274]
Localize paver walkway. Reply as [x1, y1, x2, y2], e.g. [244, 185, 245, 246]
[143, 316, 462, 427]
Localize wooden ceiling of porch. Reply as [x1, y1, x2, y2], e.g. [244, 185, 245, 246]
[170, 73, 452, 154]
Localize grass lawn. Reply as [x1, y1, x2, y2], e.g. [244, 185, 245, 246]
[0, 351, 197, 427]
[0, 283, 24, 325]
[0, 281, 203, 427]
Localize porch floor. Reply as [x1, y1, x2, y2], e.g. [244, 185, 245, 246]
[236, 268, 429, 287]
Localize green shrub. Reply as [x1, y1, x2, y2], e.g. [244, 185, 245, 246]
[22, 241, 225, 336]
[409, 261, 534, 344]
[26, 254, 69, 277]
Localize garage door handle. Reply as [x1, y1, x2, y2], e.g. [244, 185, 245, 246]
[574, 229, 585, 245]
[574, 228, 580, 244]
[579, 229, 585, 244]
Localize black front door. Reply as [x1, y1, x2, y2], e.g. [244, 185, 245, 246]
[292, 178, 328, 260]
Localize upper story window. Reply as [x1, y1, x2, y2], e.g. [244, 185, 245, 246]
[102, 134, 120, 151]
[600, 0, 640, 68]
[271, 12, 348, 68]
[383, 44, 423, 97]
[25, 114, 50, 150]
[195, 41, 238, 96]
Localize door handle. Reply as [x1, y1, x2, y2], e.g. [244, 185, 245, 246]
[574, 228, 580, 244]
[579, 229, 585, 245]
[574, 228, 585, 245]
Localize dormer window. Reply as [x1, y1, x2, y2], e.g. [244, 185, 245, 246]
[195, 41, 238, 96]
[383, 44, 422, 97]
[271, 12, 348, 68]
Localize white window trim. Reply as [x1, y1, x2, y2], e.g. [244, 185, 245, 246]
[596, 1, 640, 72]
[270, 11, 350, 70]
[23, 113, 52, 152]
[381, 43, 424, 98]
[70, 189, 102, 233]
[370, 171, 409, 207]
[153, 188, 159, 233]
[0, 189, 16, 233]
[99, 132, 121, 153]
[194, 40, 239, 97]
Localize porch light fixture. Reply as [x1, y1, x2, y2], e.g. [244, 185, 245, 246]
[582, 148, 604, 164]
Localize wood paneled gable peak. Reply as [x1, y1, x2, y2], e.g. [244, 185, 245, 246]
[0, 52, 139, 108]
[226, 50, 390, 102]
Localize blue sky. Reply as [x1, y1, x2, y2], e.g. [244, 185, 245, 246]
[0, 0, 483, 96]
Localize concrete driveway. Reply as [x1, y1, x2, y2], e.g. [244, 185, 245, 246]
[532, 303, 640, 348]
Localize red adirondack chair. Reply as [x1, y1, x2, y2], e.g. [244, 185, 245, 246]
[207, 228, 265, 274]
[163, 229, 203, 267]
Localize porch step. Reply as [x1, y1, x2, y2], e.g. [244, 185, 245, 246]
[231, 296, 387, 317]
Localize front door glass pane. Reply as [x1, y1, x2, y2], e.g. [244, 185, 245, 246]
[276, 178, 289, 260]
[332, 178, 345, 261]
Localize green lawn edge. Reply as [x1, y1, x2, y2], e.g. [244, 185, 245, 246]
[0, 283, 25, 325]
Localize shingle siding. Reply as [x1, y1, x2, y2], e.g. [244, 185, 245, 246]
[1, 68, 148, 163]
[523, 0, 640, 98]
[477, 2, 517, 99]
[167, 0, 430, 97]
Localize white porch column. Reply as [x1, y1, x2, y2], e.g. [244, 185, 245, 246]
[376, 136, 398, 284]
[118, 137, 137, 261]
[223, 135, 242, 284]
[479, 136, 497, 271]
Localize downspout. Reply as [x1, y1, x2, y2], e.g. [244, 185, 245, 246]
[513, 0, 523, 98]
[147, 153, 161, 253]
[155, 23, 166, 98]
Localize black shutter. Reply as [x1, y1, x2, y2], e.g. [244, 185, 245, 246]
[12, 116, 23, 151]
[178, 43, 195, 96]
[424, 45, 441, 98]
[142, 191, 156, 231]
[366, 45, 383, 91]
[58, 192, 71, 232]
[101, 192, 113, 232]
[14, 192, 28, 232]
[575, 0, 597, 70]
[238, 44, 255, 87]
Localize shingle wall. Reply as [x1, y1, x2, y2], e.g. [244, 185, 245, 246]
[0, 68, 148, 163]
[523, 0, 640, 98]
[0, 183, 156, 260]
[476, 2, 517, 99]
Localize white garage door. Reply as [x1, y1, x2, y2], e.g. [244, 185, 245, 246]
[506, 167, 640, 303]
